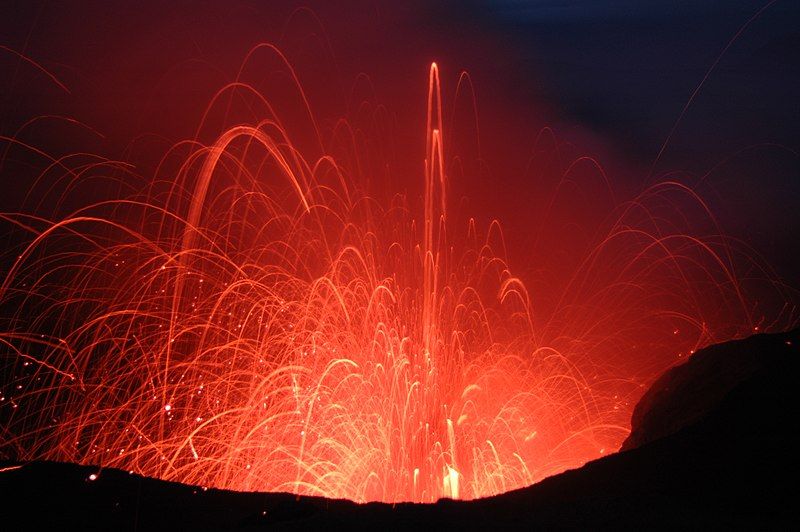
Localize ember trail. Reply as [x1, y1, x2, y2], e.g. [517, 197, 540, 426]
[0, 53, 785, 503]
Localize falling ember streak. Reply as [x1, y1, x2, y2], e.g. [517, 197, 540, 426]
[0, 45, 71, 94]
[0, 337, 76, 382]
[0, 51, 793, 504]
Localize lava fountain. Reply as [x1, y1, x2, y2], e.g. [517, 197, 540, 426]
[0, 50, 794, 503]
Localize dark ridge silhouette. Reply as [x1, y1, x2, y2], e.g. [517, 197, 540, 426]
[622, 328, 796, 450]
[1, 329, 796, 530]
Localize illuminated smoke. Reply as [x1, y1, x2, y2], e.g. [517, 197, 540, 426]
[0, 52, 794, 503]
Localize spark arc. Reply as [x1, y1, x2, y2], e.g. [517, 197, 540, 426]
[0, 56, 788, 503]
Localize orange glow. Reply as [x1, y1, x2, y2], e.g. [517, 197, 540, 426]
[0, 49, 794, 504]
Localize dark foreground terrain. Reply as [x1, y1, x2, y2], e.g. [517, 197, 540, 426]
[1, 329, 797, 530]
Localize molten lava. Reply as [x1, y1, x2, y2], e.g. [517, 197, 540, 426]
[0, 52, 792, 503]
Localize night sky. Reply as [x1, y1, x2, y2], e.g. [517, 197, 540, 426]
[2, 0, 798, 278]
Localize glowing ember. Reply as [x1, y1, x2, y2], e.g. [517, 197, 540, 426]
[0, 51, 793, 503]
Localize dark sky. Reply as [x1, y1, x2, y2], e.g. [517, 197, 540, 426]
[1, 0, 798, 280]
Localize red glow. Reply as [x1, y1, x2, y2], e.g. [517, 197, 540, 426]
[0, 43, 795, 504]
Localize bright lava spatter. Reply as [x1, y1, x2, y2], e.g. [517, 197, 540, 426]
[0, 56, 791, 503]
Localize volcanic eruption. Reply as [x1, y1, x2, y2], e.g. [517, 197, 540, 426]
[0, 29, 796, 505]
